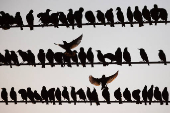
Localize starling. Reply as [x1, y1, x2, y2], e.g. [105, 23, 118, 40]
[62, 86, 70, 103]
[86, 87, 93, 105]
[104, 53, 116, 63]
[15, 12, 23, 30]
[154, 87, 163, 105]
[114, 87, 122, 104]
[78, 47, 86, 67]
[116, 7, 125, 27]
[123, 88, 132, 101]
[85, 10, 96, 27]
[159, 8, 168, 24]
[38, 49, 46, 68]
[102, 87, 110, 104]
[71, 86, 77, 105]
[96, 10, 106, 26]
[74, 7, 84, 28]
[17, 50, 28, 64]
[34, 90, 42, 102]
[142, 6, 152, 25]
[162, 87, 169, 105]
[48, 88, 55, 105]
[55, 87, 62, 105]
[96, 50, 108, 66]
[91, 88, 100, 105]
[142, 85, 147, 105]
[139, 48, 149, 65]
[37, 9, 51, 26]
[67, 9, 75, 29]
[54, 52, 64, 67]
[87, 47, 94, 67]
[123, 47, 131, 66]
[76, 88, 86, 102]
[59, 12, 69, 28]
[27, 50, 36, 67]
[50, 12, 59, 28]
[10, 51, 20, 66]
[1, 88, 8, 105]
[26, 10, 34, 30]
[134, 6, 144, 27]
[41, 86, 48, 104]
[18, 89, 27, 104]
[158, 50, 167, 65]
[10, 87, 17, 104]
[71, 50, 79, 67]
[5, 49, 12, 68]
[27, 87, 36, 104]
[132, 89, 141, 104]
[127, 6, 133, 27]
[150, 4, 160, 25]
[115, 47, 122, 65]
[105, 8, 114, 27]
[46, 49, 55, 67]
[148, 85, 154, 105]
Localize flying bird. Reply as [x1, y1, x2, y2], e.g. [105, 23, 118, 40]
[38, 49, 46, 68]
[85, 10, 96, 27]
[78, 47, 87, 67]
[87, 47, 94, 67]
[70, 86, 77, 105]
[116, 7, 125, 27]
[96, 10, 106, 26]
[74, 7, 84, 28]
[105, 8, 114, 27]
[162, 87, 169, 105]
[147, 85, 154, 105]
[1, 88, 8, 105]
[142, 6, 152, 25]
[114, 87, 122, 104]
[127, 6, 133, 27]
[10, 87, 17, 104]
[158, 50, 167, 65]
[102, 87, 110, 104]
[139, 48, 149, 65]
[123, 88, 132, 102]
[67, 9, 75, 29]
[26, 10, 34, 30]
[150, 4, 160, 25]
[142, 85, 147, 105]
[123, 47, 131, 66]
[154, 87, 163, 105]
[134, 6, 143, 27]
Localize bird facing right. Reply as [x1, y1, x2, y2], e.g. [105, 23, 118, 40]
[158, 50, 167, 65]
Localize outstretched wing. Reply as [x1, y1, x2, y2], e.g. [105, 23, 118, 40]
[69, 34, 83, 49]
[89, 75, 101, 86]
[106, 71, 119, 84]
[54, 43, 66, 50]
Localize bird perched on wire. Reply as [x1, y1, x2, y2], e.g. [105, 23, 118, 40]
[132, 89, 142, 104]
[0, 11, 10, 30]
[123, 88, 132, 102]
[139, 48, 149, 65]
[50, 12, 59, 28]
[104, 53, 116, 63]
[91, 88, 100, 105]
[147, 85, 154, 105]
[63, 53, 72, 67]
[46, 49, 55, 67]
[54, 34, 83, 57]
[62, 86, 70, 103]
[102, 87, 110, 104]
[70, 86, 77, 105]
[159, 8, 168, 25]
[86, 87, 93, 105]
[67, 9, 75, 29]
[74, 7, 84, 28]
[10, 87, 17, 104]
[10, 51, 20, 66]
[27, 87, 36, 104]
[96, 50, 108, 66]
[134, 6, 144, 27]
[18, 89, 27, 104]
[71, 50, 79, 67]
[96, 10, 106, 26]
[78, 47, 87, 67]
[150, 4, 160, 25]
[142, 6, 152, 25]
[59, 12, 69, 28]
[54, 52, 64, 67]
[114, 87, 122, 104]
[142, 85, 148, 105]
[162, 87, 169, 105]
[158, 50, 167, 65]
[89, 71, 119, 90]
[87, 47, 94, 67]
[116, 7, 125, 27]
[37, 9, 51, 26]
[123, 47, 131, 66]
[34, 90, 42, 102]
[48, 88, 55, 105]
[55, 87, 62, 105]
[1, 88, 8, 105]
[127, 6, 133, 27]
[105, 8, 114, 27]
[26, 10, 34, 30]
[27, 50, 36, 67]
[154, 87, 163, 105]
[15, 12, 23, 30]
[85, 10, 96, 27]
[41, 86, 48, 104]
[76, 88, 86, 102]
[38, 49, 46, 68]
[5, 49, 12, 68]
[17, 50, 28, 64]
[115, 47, 122, 66]
[0, 53, 6, 64]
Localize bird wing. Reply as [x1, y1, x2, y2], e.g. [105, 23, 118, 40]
[54, 43, 66, 50]
[69, 34, 83, 49]
[89, 75, 101, 86]
[106, 71, 119, 84]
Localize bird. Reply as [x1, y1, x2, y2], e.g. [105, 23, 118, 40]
[10, 51, 20, 66]
[46, 49, 55, 67]
[17, 50, 28, 64]
[10, 87, 17, 104]
[115, 47, 122, 65]
[142, 85, 147, 105]
[105, 8, 114, 27]
[70, 86, 77, 105]
[123, 88, 132, 102]
[18, 89, 27, 104]
[63, 53, 72, 67]
[67, 9, 75, 29]
[54, 52, 64, 67]
[147, 85, 154, 105]
[5, 49, 12, 68]
[1, 88, 8, 105]
[37, 9, 51, 26]
[86, 87, 93, 105]
[96, 10, 106, 26]
[139, 48, 149, 65]
[15, 12, 23, 30]
[134, 6, 144, 27]
[150, 4, 160, 25]
[50, 12, 59, 28]
[159, 8, 168, 24]
[162, 87, 169, 105]
[34, 90, 42, 102]
[71, 50, 79, 67]
[76, 88, 86, 102]
[0, 11, 10, 30]
[104, 53, 116, 63]
[78, 47, 87, 67]
[54, 34, 83, 57]
[59, 12, 69, 28]
[96, 50, 108, 66]
[26, 10, 34, 30]
[55, 87, 62, 105]
[123, 47, 131, 66]
[142, 6, 152, 25]
[62, 86, 70, 103]
[74, 7, 84, 28]
[85, 10, 96, 27]
[91, 88, 100, 105]
[87, 47, 94, 67]
[154, 87, 163, 105]
[127, 6, 133, 27]
[102, 87, 110, 104]
[27, 50, 36, 67]
[116, 7, 125, 27]
[132, 89, 141, 104]
[0, 53, 6, 64]
[158, 50, 167, 65]
[27, 87, 36, 104]
[41, 86, 48, 104]
[89, 71, 119, 90]
[37, 49, 46, 68]
[48, 88, 55, 105]
[114, 87, 122, 104]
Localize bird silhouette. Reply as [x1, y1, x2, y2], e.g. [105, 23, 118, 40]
[10, 51, 20, 66]
[78, 47, 87, 67]
[158, 50, 167, 65]
[104, 53, 116, 63]
[142, 85, 147, 105]
[5, 49, 12, 68]
[54, 52, 64, 67]
[102, 87, 110, 104]
[71, 50, 79, 67]
[76, 88, 86, 102]
[27, 50, 36, 67]
[162, 87, 169, 105]
[0, 53, 6, 64]
[116, 7, 125, 27]
[123, 88, 132, 102]
[132, 89, 141, 104]
[27, 87, 36, 104]
[96, 50, 108, 66]
[105, 8, 114, 27]
[46, 49, 55, 67]
[86, 87, 93, 105]
[41, 86, 48, 104]
[26, 10, 34, 30]
[134, 6, 143, 27]
[48, 88, 55, 105]
[62, 86, 70, 103]
[59, 12, 69, 28]
[139, 48, 149, 65]
[50, 12, 59, 28]
[34, 90, 42, 102]
[67, 9, 75, 29]
[54, 34, 83, 57]
[154, 87, 163, 105]
[38, 49, 46, 68]
[37, 9, 51, 26]
[114, 87, 122, 104]
[159, 8, 168, 24]
[55, 87, 62, 105]
[17, 50, 28, 64]
[91, 88, 100, 105]
[123, 47, 131, 66]
[15, 12, 23, 30]
[115, 47, 122, 65]
[10, 87, 17, 104]
[1, 88, 8, 105]
[147, 85, 154, 105]
[74, 7, 84, 28]
[71, 86, 77, 105]
[87, 47, 94, 67]
[150, 4, 160, 25]
[85, 10, 96, 27]
[127, 6, 133, 27]
[63, 53, 72, 67]
[142, 6, 152, 25]
[89, 71, 119, 90]
[96, 10, 106, 26]
[0, 11, 10, 30]
[18, 89, 27, 104]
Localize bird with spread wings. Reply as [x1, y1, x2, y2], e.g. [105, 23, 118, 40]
[54, 34, 83, 57]
[89, 71, 119, 90]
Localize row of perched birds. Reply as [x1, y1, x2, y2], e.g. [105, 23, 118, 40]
[0, 4, 168, 30]
[0, 48, 167, 68]
[1, 85, 169, 105]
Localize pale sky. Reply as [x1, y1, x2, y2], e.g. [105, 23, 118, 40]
[0, 0, 170, 113]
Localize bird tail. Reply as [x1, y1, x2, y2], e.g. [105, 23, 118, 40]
[5, 101, 8, 105]
[164, 61, 167, 65]
[129, 62, 132, 66]
[107, 100, 111, 104]
[166, 101, 168, 105]
[91, 63, 94, 67]
[160, 100, 163, 105]
[20, 26, 23, 30]
[122, 22, 125, 27]
[147, 62, 149, 66]
[53, 100, 55, 105]
[74, 101, 76, 105]
[10, 64, 12, 68]
[149, 20, 152, 25]
[30, 26, 33, 30]
[14, 100, 17, 104]
[42, 64, 45, 68]
[149, 101, 151, 105]
[130, 23, 133, 27]
[119, 99, 122, 104]
[72, 25, 74, 29]
[96, 101, 100, 105]
[93, 24, 96, 28]
[145, 101, 147, 105]
[59, 101, 62, 105]
[25, 99, 27, 104]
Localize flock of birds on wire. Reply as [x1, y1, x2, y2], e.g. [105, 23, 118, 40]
[1, 85, 169, 105]
[0, 4, 168, 30]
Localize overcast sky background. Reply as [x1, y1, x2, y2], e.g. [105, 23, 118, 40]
[0, 0, 170, 113]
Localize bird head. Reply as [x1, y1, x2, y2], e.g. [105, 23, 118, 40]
[116, 7, 121, 11]
[30, 10, 34, 13]
[96, 50, 101, 53]
[96, 10, 100, 12]
[80, 47, 84, 51]
[102, 75, 106, 78]
[68, 9, 73, 12]
[144, 6, 147, 9]
[39, 49, 44, 53]
[135, 6, 139, 10]
[109, 8, 113, 11]
[46, 9, 51, 12]
[79, 7, 84, 12]
[16, 12, 20, 16]
[73, 50, 77, 53]
[127, 6, 131, 10]
[154, 4, 158, 9]
[158, 50, 163, 52]
[5, 49, 9, 52]
[124, 47, 128, 51]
